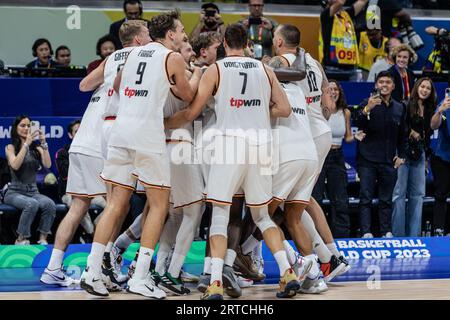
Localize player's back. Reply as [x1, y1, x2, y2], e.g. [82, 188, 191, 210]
[109, 42, 174, 153]
[214, 56, 272, 145]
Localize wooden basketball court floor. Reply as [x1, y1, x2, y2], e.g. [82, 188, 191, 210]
[0, 278, 449, 300]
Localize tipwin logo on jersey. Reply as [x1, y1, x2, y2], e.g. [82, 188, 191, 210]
[229, 98, 261, 108]
[124, 87, 149, 98]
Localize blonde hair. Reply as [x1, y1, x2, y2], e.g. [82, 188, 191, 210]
[391, 43, 418, 65]
[119, 20, 148, 46]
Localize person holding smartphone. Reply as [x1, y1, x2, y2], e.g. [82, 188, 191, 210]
[4, 115, 55, 245]
[239, 0, 278, 60]
[190, 3, 226, 41]
[355, 71, 407, 238]
[430, 88, 450, 236]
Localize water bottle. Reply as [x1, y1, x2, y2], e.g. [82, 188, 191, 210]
[425, 221, 431, 237]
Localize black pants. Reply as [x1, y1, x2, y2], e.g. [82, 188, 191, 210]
[430, 154, 450, 231]
[312, 148, 350, 238]
[358, 157, 398, 235]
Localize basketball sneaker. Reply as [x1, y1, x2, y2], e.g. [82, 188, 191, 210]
[127, 273, 166, 299]
[40, 267, 76, 287]
[80, 266, 109, 297]
[276, 268, 300, 298]
[237, 275, 253, 288]
[101, 253, 123, 292]
[292, 254, 313, 281]
[298, 271, 328, 294]
[110, 246, 128, 283]
[201, 280, 224, 300]
[197, 273, 211, 293]
[337, 255, 351, 276]
[180, 269, 199, 283]
[234, 247, 265, 282]
[319, 255, 346, 283]
[223, 265, 242, 298]
[158, 272, 191, 295]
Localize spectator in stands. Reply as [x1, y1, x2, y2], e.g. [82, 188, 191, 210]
[319, 0, 368, 79]
[356, 71, 407, 238]
[358, 27, 388, 79]
[312, 79, 366, 238]
[430, 91, 450, 236]
[190, 3, 226, 41]
[392, 77, 437, 237]
[26, 38, 59, 69]
[55, 46, 71, 67]
[3, 115, 56, 245]
[55, 119, 97, 243]
[87, 35, 117, 74]
[389, 44, 417, 103]
[239, 0, 278, 60]
[192, 32, 222, 68]
[367, 37, 401, 82]
[109, 0, 148, 49]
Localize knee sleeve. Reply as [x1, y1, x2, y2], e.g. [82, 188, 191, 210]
[173, 203, 203, 255]
[250, 206, 276, 234]
[209, 204, 230, 237]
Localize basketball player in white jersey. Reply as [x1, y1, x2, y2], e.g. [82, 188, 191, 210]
[80, 11, 201, 298]
[165, 24, 299, 300]
[39, 21, 151, 287]
[271, 24, 350, 280]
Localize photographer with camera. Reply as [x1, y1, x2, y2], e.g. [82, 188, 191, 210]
[355, 71, 407, 238]
[239, 0, 278, 60]
[190, 3, 226, 41]
[424, 26, 450, 75]
[392, 78, 437, 237]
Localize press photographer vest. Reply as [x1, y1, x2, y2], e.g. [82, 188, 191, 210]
[319, 10, 359, 66]
[358, 32, 388, 71]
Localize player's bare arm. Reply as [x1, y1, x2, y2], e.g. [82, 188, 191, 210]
[165, 63, 218, 129]
[167, 52, 201, 102]
[317, 61, 336, 120]
[79, 59, 107, 92]
[265, 66, 291, 118]
[267, 51, 306, 82]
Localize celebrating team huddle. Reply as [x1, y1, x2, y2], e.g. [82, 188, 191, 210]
[40, 11, 351, 300]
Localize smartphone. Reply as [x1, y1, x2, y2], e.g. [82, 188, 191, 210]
[249, 17, 262, 25]
[445, 88, 450, 98]
[371, 88, 381, 98]
[30, 120, 40, 140]
[205, 10, 215, 17]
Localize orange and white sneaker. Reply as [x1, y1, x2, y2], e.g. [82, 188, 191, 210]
[276, 268, 300, 298]
[319, 255, 346, 283]
[201, 280, 224, 300]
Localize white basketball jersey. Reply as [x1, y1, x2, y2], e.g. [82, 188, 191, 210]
[214, 56, 272, 145]
[163, 89, 192, 142]
[274, 82, 317, 164]
[102, 47, 135, 118]
[284, 53, 331, 138]
[108, 42, 173, 153]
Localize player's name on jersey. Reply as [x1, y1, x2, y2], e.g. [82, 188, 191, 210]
[223, 61, 258, 69]
[114, 51, 131, 61]
[137, 49, 155, 58]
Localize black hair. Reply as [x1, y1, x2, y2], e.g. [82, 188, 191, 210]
[67, 119, 81, 136]
[11, 115, 40, 161]
[224, 24, 248, 50]
[123, 0, 143, 15]
[96, 34, 118, 57]
[32, 38, 53, 57]
[201, 2, 220, 13]
[278, 24, 301, 48]
[375, 70, 394, 82]
[55, 45, 70, 58]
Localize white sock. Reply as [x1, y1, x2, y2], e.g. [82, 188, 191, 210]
[168, 252, 186, 278]
[114, 233, 134, 252]
[203, 256, 211, 274]
[86, 242, 106, 276]
[326, 242, 341, 258]
[305, 254, 320, 278]
[224, 249, 237, 267]
[210, 257, 224, 284]
[47, 248, 65, 270]
[241, 235, 260, 255]
[283, 240, 297, 266]
[301, 212, 332, 263]
[105, 241, 113, 254]
[273, 250, 291, 276]
[155, 250, 169, 275]
[133, 247, 154, 280]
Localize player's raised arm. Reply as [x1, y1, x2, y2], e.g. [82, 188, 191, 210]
[265, 66, 291, 118]
[167, 52, 201, 102]
[79, 59, 107, 92]
[165, 63, 218, 129]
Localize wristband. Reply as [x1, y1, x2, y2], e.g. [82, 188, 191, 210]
[363, 106, 370, 114]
